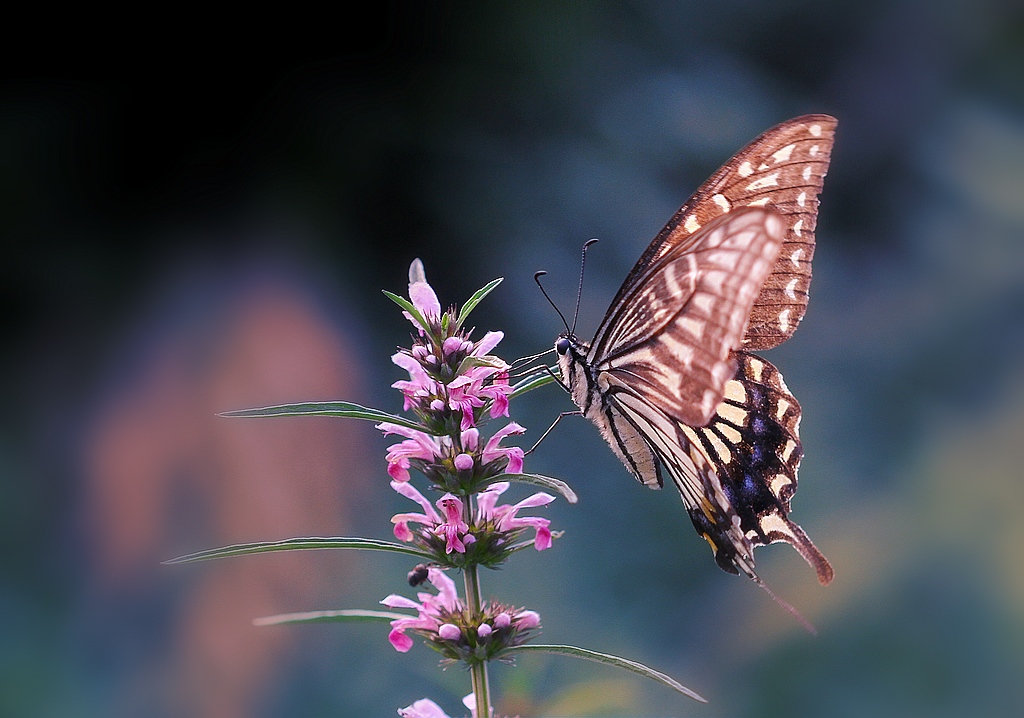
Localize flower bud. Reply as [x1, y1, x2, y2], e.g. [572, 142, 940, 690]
[438, 623, 461, 640]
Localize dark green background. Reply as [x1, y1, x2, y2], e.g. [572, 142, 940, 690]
[3, 2, 1023, 716]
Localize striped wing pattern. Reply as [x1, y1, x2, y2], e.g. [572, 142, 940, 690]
[556, 115, 835, 584]
[610, 115, 836, 351]
[597, 352, 831, 584]
[591, 208, 785, 427]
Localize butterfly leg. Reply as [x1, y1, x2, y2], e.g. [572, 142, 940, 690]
[524, 411, 582, 455]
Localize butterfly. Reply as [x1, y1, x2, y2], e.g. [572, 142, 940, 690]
[553, 115, 836, 587]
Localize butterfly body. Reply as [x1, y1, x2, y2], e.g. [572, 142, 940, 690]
[555, 116, 836, 586]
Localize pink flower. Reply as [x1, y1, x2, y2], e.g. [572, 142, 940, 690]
[514, 610, 541, 629]
[390, 480, 443, 542]
[442, 336, 464, 357]
[477, 481, 555, 551]
[435, 494, 470, 554]
[397, 698, 450, 718]
[447, 374, 486, 430]
[391, 352, 438, 411]
[438, 623, 461, 640]
[401, 273, 443, 336]
[392, 478, 556, 556]
[397, 695, 478, 718]
[410, 280, 441, 322]
[471, 330, 504, 358]
[380, 567, 462, 653]
[377, 423, 443, 482]
[478, 370, 512, 418]
[482, 422, 526, 474]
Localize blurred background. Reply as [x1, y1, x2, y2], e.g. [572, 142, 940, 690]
[2, 1, 1023, 716]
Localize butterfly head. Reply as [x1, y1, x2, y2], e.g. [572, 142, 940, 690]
[554, 333, 589, 360]
[554, 332, 594, 407]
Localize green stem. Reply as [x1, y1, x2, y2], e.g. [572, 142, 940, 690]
[463, 496, 491, 718]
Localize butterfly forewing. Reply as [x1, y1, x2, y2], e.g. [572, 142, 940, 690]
[610, 115, 836, 351]
[592, 208, 785, 427]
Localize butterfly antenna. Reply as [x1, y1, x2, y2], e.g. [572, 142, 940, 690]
[570, 239, 599, 335]
[751, 574, 818, 636]
[510, 348, 556, 370]
[534, 271, 571, 334]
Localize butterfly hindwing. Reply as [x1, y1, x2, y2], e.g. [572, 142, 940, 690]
[684, 352, 833, 584]
[607, 372, 757, 577]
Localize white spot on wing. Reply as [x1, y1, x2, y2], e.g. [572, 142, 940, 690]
[809, 124, 822, 137]
[779, 308, 791, 333]
[772, 143, 795, 163]
[793, 219, 803, 237]
[746, 173, 780, 192]
[747, 197, 771, 206]
[749, 359, 764, 383]
[723, 380, 746, 404]
[684, 215, 701, 233]
[769, 474, 792, 496]
[809, 145, 819, 156]
[785, 278, 799, 299]
[797, 191, 807, 207]
[712, 194, 731, 211]
[718, 401, 747, 427]
[781, 440, 798, 463]
[776, 398, 791, 419]
[719, 424, 741, 443]
[737, 161, 754, 177]
[706, 432, 732, 464]
[802, 166, 812, 181]
[791, 248, 804, 268]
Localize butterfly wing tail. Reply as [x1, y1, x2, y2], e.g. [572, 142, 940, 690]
[775, 517, 834, 586]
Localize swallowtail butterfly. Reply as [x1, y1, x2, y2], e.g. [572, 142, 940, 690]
[555, 115, 835, 587]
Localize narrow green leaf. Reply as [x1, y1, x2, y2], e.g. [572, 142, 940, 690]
[503, 644, 706, 703]
[218, 401, 433, 434]
[510, 369, 558, 399]
[165, 537, 434, 564]
[254, 608, 409, 626]
[455, 277, 503, 329]
[382, 289, 424, 325]
[489, 473, 578, 504]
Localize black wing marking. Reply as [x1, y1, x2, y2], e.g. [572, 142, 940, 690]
[685, 352, 833, 584]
